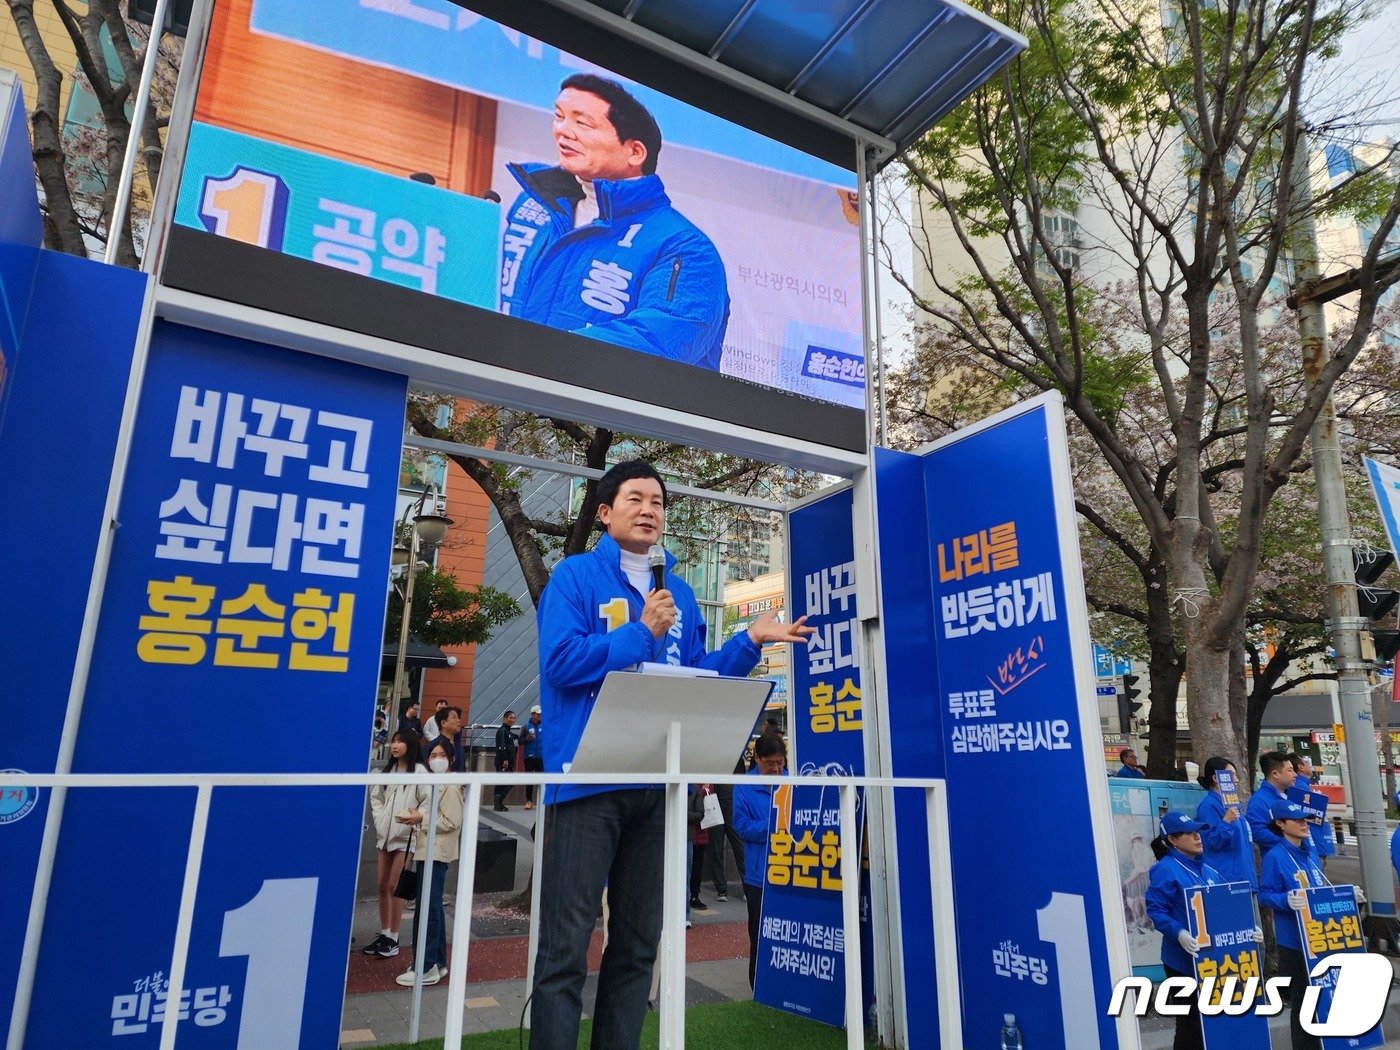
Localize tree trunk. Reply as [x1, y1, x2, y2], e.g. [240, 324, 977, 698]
[1143, 569, 1185, 778]
[1182, 616, 1241, 767]
[7, 0, 88, 254]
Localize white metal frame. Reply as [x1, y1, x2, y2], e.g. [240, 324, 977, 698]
[1, 768, 955, 1050]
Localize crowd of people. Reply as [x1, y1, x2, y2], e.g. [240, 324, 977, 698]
[1146, 750, 1358, 1050]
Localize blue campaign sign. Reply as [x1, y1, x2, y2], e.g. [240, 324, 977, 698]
[1216, 769, 1241, 810]
[1297, 886, 1385, 1050]
[0, 248, 148, 1041]
[175, 122, 500, 308]
[1185, 882, 1270, 1050]
[23, 322, 407, 1047]
[788, 486, 863, 778]
[248, 0, 853, 188]
[879, 395, 1129, 1049]
[755, 485, 865, 1026]
[752, 781, 855, 1027]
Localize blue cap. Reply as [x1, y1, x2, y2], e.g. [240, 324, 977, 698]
[1160, 811, 1208, 836]
[1270, 799, 1308, 822]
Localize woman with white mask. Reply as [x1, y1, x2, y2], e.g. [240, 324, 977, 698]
[396, 740, 464, 987]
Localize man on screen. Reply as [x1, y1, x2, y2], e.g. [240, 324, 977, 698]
[500, 74, 730, 368]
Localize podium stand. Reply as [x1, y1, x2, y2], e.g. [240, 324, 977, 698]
[532, 667, 773, 1049]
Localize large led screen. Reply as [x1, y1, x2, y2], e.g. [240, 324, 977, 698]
[170, 0, 867, 414]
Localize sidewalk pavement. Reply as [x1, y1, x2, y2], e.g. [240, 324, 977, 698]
[342, 798, 754, 1047]
[342, 798, 1400, 1047]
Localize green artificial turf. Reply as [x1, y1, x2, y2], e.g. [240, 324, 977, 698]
[369, 998, 875, 1049]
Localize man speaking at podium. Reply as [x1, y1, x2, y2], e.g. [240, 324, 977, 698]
[530, 460, 811, 1049]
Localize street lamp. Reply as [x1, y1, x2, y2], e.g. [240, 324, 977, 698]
[388, 511, 454, 717]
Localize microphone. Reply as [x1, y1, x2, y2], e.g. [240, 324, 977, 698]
[648, 544, 666, 593]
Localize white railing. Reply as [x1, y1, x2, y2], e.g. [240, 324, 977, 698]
[3, 769, 957, 1050]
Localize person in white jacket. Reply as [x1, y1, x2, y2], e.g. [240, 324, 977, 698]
[364, 731, 429, 959]
[396, 739, 465, 987]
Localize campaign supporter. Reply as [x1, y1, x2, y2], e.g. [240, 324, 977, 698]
[522, 705, 543, 811]
[1245, 750, 1296, 858]
[499, 74, 730, 369]
[1289, 754, 1336, 868]
[396, 739, 464, 988]
[1194, 756, 1256, 886]
[365, 731, 429, 960]
[1144, 812, 1232, 1050]
[529, 460, 812, 1050]
[734, 734, 788, 992]
[1114, 747, 1146, 778]
[1259, 799, 1366, 1050]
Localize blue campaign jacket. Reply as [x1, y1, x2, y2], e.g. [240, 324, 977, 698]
[1114, 764, 1146, 779]
[1195, 791, 1257, 888]
[733, 766, 779, 887]
[536, 532, 760, 805]
[1245, 782, 1289, 855]
[1259, 838, 1328, 951]
[1145, 848, 1225, 974]
[500, 163, 730, 368]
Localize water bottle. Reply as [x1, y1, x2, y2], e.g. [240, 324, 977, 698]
[999, 1013, 1024, 1050]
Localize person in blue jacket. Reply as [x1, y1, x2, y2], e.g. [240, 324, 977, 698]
[529, 460, 811, 1050]
[1194, 756, 1256, 887]
[1259, 799, 1367, 1050]
[1289, 754, 1336, 869]
[1114, 747, 1147, 778]
[734, 733, 788, 991]
[500, 74, 730, 369]
[1145, 812, 1228, 1050]
[1245, 750, 1296, 861]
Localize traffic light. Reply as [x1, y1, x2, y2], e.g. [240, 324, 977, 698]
[1355, 549, 1400, 661]
[1117, 673, 1143, 734]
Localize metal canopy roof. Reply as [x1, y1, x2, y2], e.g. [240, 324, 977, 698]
[537, 0, 1027, 169]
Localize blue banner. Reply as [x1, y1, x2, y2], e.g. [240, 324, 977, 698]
[1297, 886, 1385, 1050]
[176, 122, 500, 308]
[878, 397, 1124, 1049]
[0, 247, 148, 1041]
[752, 486, 864, 1026]
[23, 322, 407, 1047]
[872, 448, 947, 1043]
[1185, 882, 1270, 1050]
[752, 781, 857, 1026]
[789, 486, 863, 778]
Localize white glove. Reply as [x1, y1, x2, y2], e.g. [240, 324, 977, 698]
[1177, 930, 1201, 956]
[1288, 889, 1308, 911]
[1353, 886, 1366, 905]
[1250, 926, 1264, 943]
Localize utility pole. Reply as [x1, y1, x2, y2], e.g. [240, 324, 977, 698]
[1288, 122, 1400, 947]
